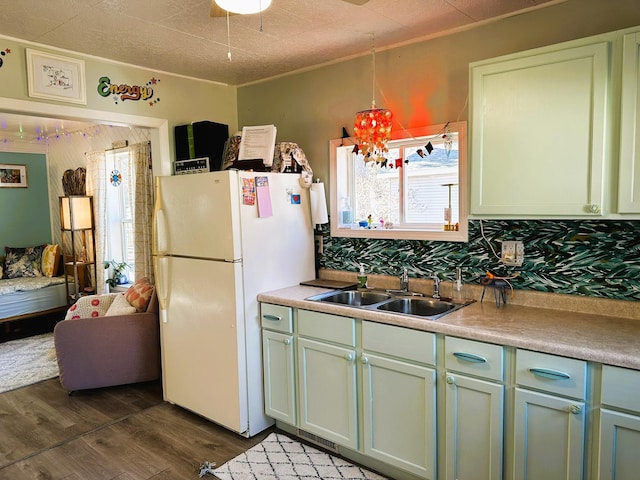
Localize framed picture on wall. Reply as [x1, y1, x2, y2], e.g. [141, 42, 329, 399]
[26, 49, 86, 105]
[0, 164, 28, 188]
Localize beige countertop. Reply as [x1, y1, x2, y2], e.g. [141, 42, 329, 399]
[258, 284, 640, 370]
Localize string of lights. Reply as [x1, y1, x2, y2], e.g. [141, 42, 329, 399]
[0, 124, 118, 145]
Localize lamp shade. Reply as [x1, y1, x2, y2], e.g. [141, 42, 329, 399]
[354, 106, 393, 159]
[215, 0, 272, 14]
[60, 196, 93, 230]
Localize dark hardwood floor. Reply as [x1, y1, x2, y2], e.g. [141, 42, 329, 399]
[0, 378, 273, 479]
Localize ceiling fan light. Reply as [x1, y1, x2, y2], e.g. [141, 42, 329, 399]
[215, 0, 272, 15]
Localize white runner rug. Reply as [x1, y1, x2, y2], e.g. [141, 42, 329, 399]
[212, 432, 387, 480]
[0, 333, 59, 393]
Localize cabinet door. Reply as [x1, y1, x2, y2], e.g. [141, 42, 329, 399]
[262, 330, 296, 424]
[618, 31, 640, 213]
[598, 409, 640, 480]
[361, 352, 436, 479]
[513, 388, 585, 480]
[297, 337, 357, 449]
[445, 373, 504, 480]
[470, 41, 609, 216]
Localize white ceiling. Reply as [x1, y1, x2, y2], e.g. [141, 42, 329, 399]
[0, 0, 563, 142]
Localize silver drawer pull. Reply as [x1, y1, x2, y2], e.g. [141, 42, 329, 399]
[529, 367, 571, 380]
[453, 352, 487, 364]
[263, 314, 282, 321]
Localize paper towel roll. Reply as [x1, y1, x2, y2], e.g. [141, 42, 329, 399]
[310, 182, 329, 226]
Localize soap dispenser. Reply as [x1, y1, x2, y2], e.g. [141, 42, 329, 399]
[357, 263, 368, 289]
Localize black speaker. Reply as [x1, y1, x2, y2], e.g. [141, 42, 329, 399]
[174, 121, 229, 171]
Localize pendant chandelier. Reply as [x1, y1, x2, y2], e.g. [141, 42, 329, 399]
[214, 0, 272, 15]
[353, 35, 392, 162]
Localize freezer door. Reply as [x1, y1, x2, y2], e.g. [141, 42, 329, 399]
[156, 255, 248, 434]
[154, 171, 241, 261]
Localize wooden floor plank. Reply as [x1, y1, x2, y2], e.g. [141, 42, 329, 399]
[0, 378, 272, 479]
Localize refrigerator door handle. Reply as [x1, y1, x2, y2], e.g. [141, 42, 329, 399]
[152, 177, 168, 256]
[154, 256, 169, 320]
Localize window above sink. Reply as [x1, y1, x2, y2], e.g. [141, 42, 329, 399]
[329, 121, 468, 242]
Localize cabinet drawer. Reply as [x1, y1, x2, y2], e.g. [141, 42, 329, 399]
[445, 336, 504, 382]
[516, 349, 587, 399]
[362, 321, 435, 365]
[260, 303, 292, 333]
[601, 365, 640, 412]
[298, 309, 356, 347]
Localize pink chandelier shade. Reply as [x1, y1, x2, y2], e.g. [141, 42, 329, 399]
[353, 104, 393, 159]
[353, 35, 392, 160]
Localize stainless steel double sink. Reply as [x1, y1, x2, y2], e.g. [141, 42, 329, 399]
[305, 289, 474, 321]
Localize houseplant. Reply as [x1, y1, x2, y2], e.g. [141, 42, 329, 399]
[104, 260, 131, 287]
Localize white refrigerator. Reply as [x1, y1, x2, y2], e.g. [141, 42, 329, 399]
[153, 170, 315, 437]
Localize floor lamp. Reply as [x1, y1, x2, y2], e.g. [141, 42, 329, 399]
[60, 196, 95, 299]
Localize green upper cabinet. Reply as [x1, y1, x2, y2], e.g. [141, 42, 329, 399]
[470, 39, 611, 217]
[618, 31, 640, 213]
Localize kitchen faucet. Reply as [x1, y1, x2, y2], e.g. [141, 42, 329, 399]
[399, 268, 409, 292]
[432, 274, 441, 299]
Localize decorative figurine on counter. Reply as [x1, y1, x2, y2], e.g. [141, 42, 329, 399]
[367, 214, 373, 228]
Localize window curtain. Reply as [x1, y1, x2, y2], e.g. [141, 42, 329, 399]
[85, 150, 108, 294]
[86, 142, 154, 293]
[129, 142, 154, 283]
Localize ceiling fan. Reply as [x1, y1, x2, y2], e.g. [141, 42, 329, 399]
[210, 0, 369, 17]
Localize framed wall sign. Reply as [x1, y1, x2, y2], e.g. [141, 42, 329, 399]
[26, 49, 86, 104]
[0, 164, 28, 188]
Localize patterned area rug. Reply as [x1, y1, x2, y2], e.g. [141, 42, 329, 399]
[0, 333, 59, 393]
[212, 432, 387, 480]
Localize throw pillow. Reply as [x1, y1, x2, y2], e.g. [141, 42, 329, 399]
[65, 293, 118, 320]
[125, 277, 154, 312]
[3, 245, 45, 278]
[41, 244, 61, 277]
[105, 293, 137, 316]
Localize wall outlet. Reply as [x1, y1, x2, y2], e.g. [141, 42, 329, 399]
[501, 240, 524, 266]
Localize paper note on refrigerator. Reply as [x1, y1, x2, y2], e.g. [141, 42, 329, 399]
[255, 176, 273, 217]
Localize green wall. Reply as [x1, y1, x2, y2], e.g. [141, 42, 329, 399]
[237, 0, 640, 185]
[0, 151, 51, 249]
[237, 0, 640, 302]
[1, 0, 639, 302]
[0, 38, 238, 172]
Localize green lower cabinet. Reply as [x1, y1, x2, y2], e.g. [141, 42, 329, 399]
[514, 388, 585, 480]
[444, 372, 504, 480]
[597, 409, 640, 480]
[297, 336, 358, 450]
[361, 352, 436, 479]
[262, 329, 296, 424]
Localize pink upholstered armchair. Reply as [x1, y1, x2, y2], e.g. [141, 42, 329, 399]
[53, 285, 160, 393]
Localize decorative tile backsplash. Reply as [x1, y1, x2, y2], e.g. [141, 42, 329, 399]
[320, 220, 640, 302]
